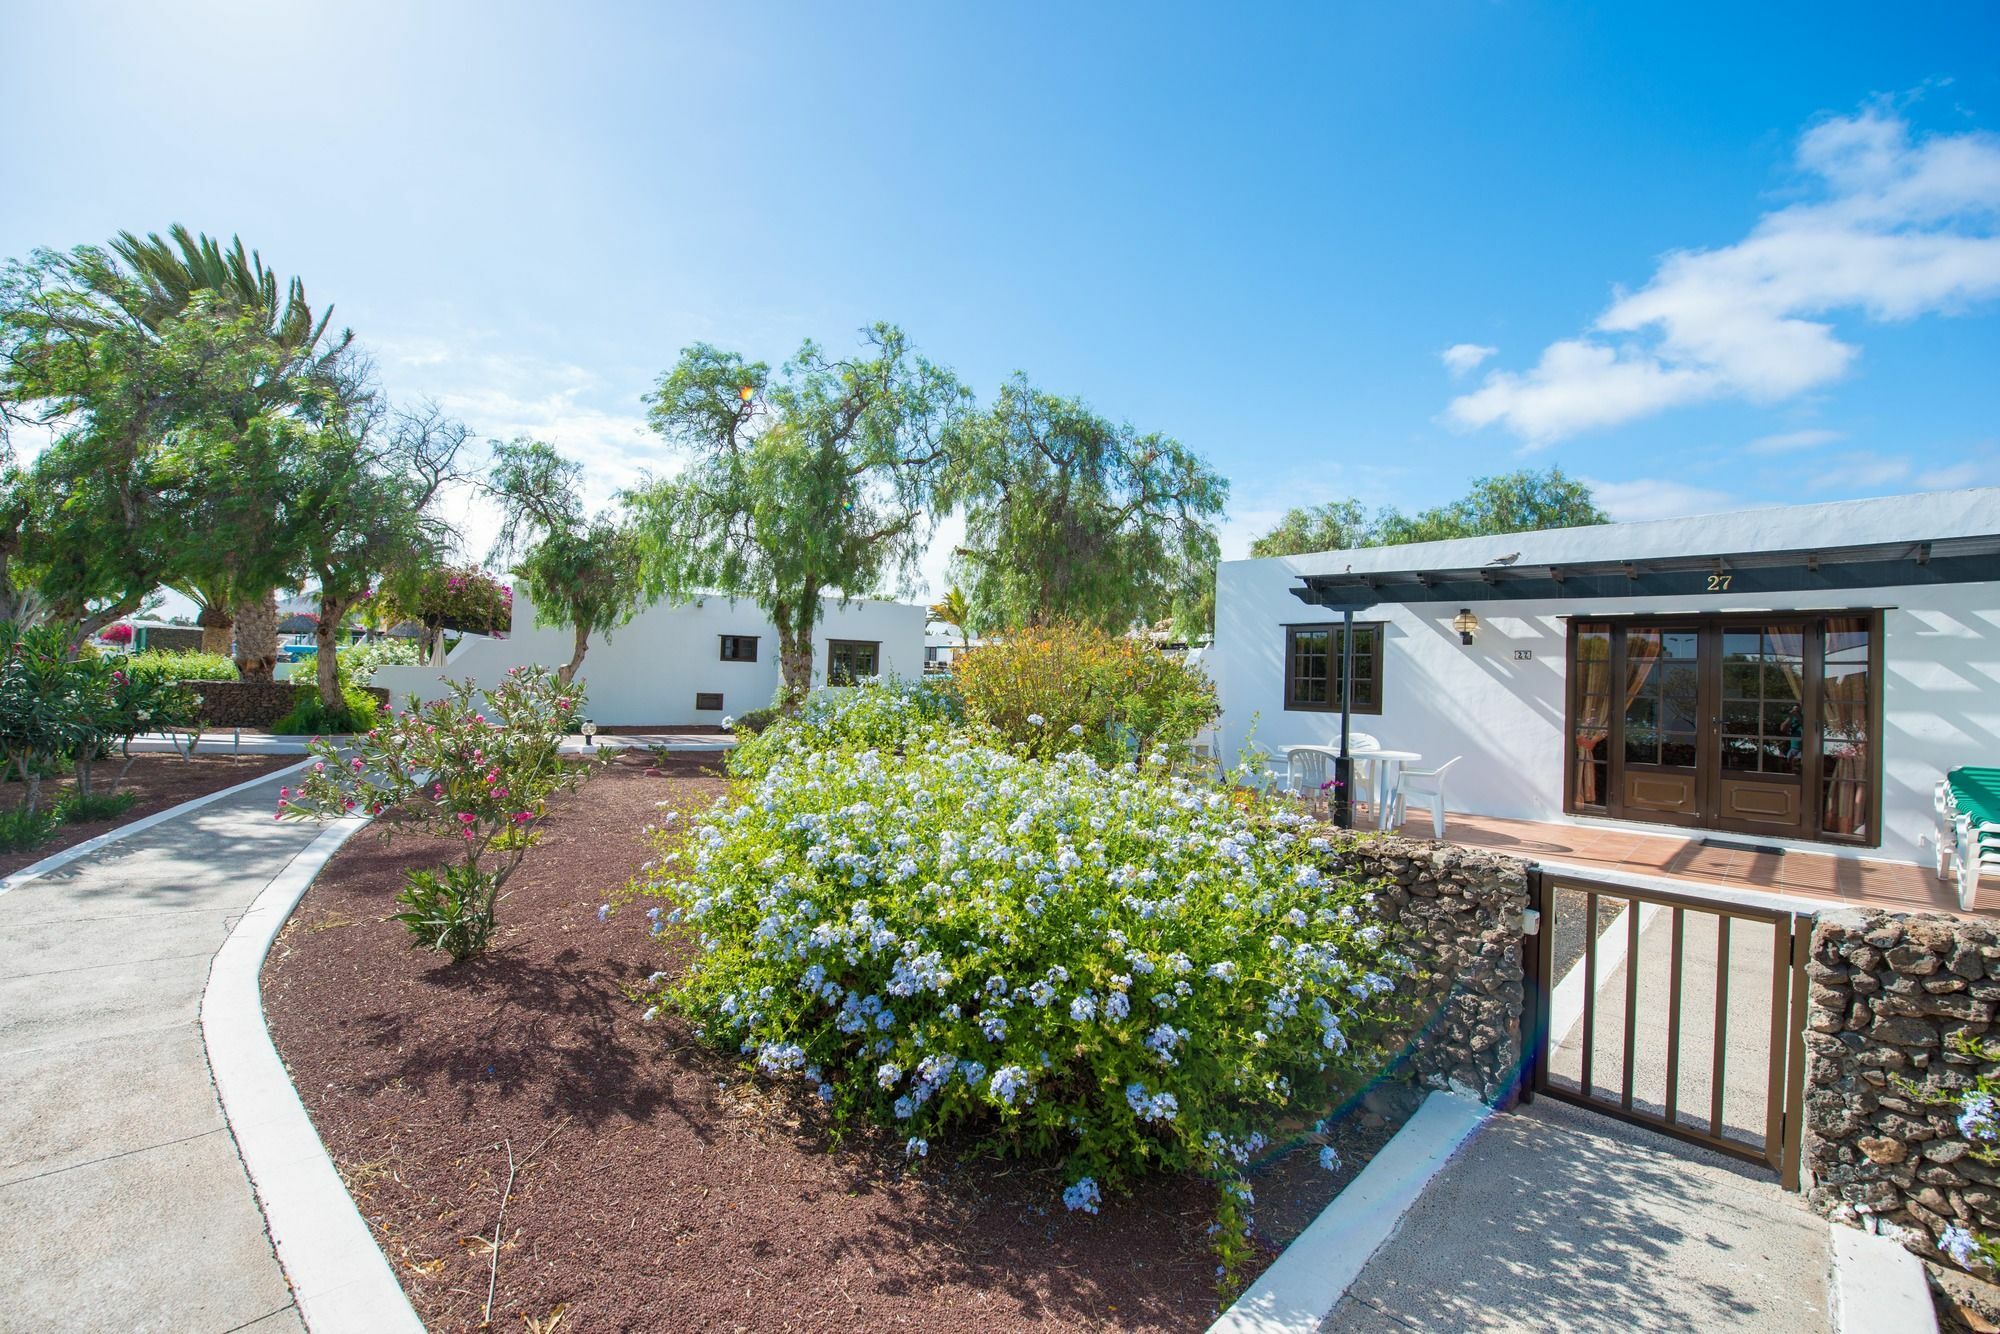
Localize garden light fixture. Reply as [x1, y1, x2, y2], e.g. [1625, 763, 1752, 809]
[581, 718, 598, 749]
[1452, 608, 1478, 645]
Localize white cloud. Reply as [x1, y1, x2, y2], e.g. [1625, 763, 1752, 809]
[1917, 459, 1982, 489]
[1448, 104, 2000, 445]
[1584, 477, 1742, 522]
[1746, 427, 1845, 454]
[1440, 343, 1497, 377]
[1806, 452, 1912, 491]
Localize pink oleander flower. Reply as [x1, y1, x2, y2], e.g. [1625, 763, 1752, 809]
[463, 829, 476, 840]
[313, 761, 326, 773]
[279, 787, 291, 798]
[493, 786, 507, 800]
[351, 757, 364, 771]
[343, 798, 356, 810]
[458, 811, 475, 824]
[513, 811, 532, 824]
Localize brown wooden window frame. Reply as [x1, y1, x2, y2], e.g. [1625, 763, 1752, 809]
[1282, 622, 1384, 715]
[694, 691, 725, 712]
[827, 638, 881, 686]
[719, 634, 759, 662]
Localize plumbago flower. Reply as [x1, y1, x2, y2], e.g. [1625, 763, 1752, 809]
[1903, 1034, 2000, 1271]
[632, 683, 1405, 1285]
[279, 667, 591, 960]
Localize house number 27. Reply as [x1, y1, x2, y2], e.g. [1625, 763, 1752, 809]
[1706, 573, 1733, 592]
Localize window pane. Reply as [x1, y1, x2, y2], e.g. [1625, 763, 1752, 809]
[1660, 733, 1698, 767]
[1821, 616, 1872, 838]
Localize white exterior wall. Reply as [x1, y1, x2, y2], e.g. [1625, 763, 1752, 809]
[1210, 488, 2000, 869]
[372, 588, 927, 726]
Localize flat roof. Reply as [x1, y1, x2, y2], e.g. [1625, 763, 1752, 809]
[1264, 487, 2000, 611]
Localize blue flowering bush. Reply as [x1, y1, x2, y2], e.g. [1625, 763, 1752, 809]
[634, 687, 1404, 1282]
[1918, 1036, 2000, 1270]
[728, 674, 960, 780]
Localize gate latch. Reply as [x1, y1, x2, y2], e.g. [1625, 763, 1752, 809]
[1518, 907, 1542, 937]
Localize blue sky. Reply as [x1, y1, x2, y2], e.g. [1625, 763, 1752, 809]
[4, 1, 1997, 600]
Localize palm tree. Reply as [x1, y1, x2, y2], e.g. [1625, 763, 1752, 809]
[106, 226, 359, 681]
[928, 585, 971, 647]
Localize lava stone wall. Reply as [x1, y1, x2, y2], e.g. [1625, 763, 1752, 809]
[1806, 907, 2000, 1256]
[1327, 837, 1530, 1104]
[183, 680, 390, 729]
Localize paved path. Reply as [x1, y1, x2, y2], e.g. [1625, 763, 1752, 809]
[1, 771, 320, 1333]
[1321, 1098, 1829, 1333]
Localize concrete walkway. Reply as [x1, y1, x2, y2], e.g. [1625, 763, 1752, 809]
[1, 770, 322, 1333]
[1321, 1097, 1829, 1332]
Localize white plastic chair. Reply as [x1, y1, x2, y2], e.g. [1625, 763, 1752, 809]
[1390, 756, 1461, 839]
[1285, 747, 1331, 805]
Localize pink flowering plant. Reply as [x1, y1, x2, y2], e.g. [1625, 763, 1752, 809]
[277, 666, 590, 961]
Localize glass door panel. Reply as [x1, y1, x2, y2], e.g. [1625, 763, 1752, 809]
[1820, 616, 1874, 842]
[1710, 622, 1808, 837]
[1616, 625, 1701, 825]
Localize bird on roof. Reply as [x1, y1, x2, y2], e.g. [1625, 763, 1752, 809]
[1488, 552, 1520, 566]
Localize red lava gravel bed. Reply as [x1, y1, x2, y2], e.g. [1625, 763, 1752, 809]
[262, 754, 1400, 1333]
[0, 751, 298, 879]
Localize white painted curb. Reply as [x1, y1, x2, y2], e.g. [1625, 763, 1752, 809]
[0, 756, 314, 897]
[201, 816, 427, 1334]
[1828, 1223, 1938, 1334]
[1209, 1091, 1491, 1333]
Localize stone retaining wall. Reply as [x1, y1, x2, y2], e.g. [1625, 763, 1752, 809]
[1327, 836, 1531, 1104]
[1806, 907, 2000, 1258]
[183, 680, 391, 730]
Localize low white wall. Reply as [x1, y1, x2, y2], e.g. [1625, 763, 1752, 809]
[1210, 493, 2000, 869]
[370, 588, 926, 726]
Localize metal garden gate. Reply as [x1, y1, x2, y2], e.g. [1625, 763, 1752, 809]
[1520, 867, 1810, 1189]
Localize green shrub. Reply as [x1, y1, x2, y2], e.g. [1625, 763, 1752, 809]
[725, 706, 779, 736]
[951, 624, 1218, 767]
[123, 649, 237, 687]
[279, 667, 591, 960]
[334, 638, 423, 691]
[729, 675, 960, 780]
[271, 685, 382, 736]
[0, 805, 59, 853]
[53, 788, 138, 824]
[633, 722, 1402, 1281]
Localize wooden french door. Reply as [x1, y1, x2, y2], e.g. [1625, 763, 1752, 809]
[1568, 613, 1881, 845]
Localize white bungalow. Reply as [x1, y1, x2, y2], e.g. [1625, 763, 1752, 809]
[372, 586, 927, 728]
[1208, 488, 2000, 871]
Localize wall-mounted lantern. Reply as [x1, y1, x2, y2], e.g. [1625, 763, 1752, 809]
[1452, 608, 1479, 645]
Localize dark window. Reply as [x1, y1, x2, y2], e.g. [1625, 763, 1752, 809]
[827, 639, 880, 686]
[1283, 623, 1383, 714]
[720, 635, 758, 662]
[695, 692, 724, 712]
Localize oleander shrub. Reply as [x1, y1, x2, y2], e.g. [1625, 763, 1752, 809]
[279, 667, 590, 960]
[951, 623, 1218, 766]
[633, 727, 1404, 1282]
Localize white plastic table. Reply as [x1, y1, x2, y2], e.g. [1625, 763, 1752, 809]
[1285, 745, 1421, 830]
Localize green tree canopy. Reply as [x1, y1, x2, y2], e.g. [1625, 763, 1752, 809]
[946, 375, 1226, 640]
[1248, 466, 1609, 558]
[0, 226, 359, 656]
[633, 323, 968, 706]
[487, 437, 642, 685]
[295, 402, 468, 707]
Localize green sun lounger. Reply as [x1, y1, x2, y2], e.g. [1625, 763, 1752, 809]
[1937, 767, 2000, 910]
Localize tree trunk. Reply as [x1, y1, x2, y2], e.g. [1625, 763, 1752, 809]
[315, 594, 352, 711]
[231, 590, 280, 682]
[69, 592, 145, 656]
[557, 621, 590, 686]
[774, 594, 817, 712]
[197, 602, 234, 657]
